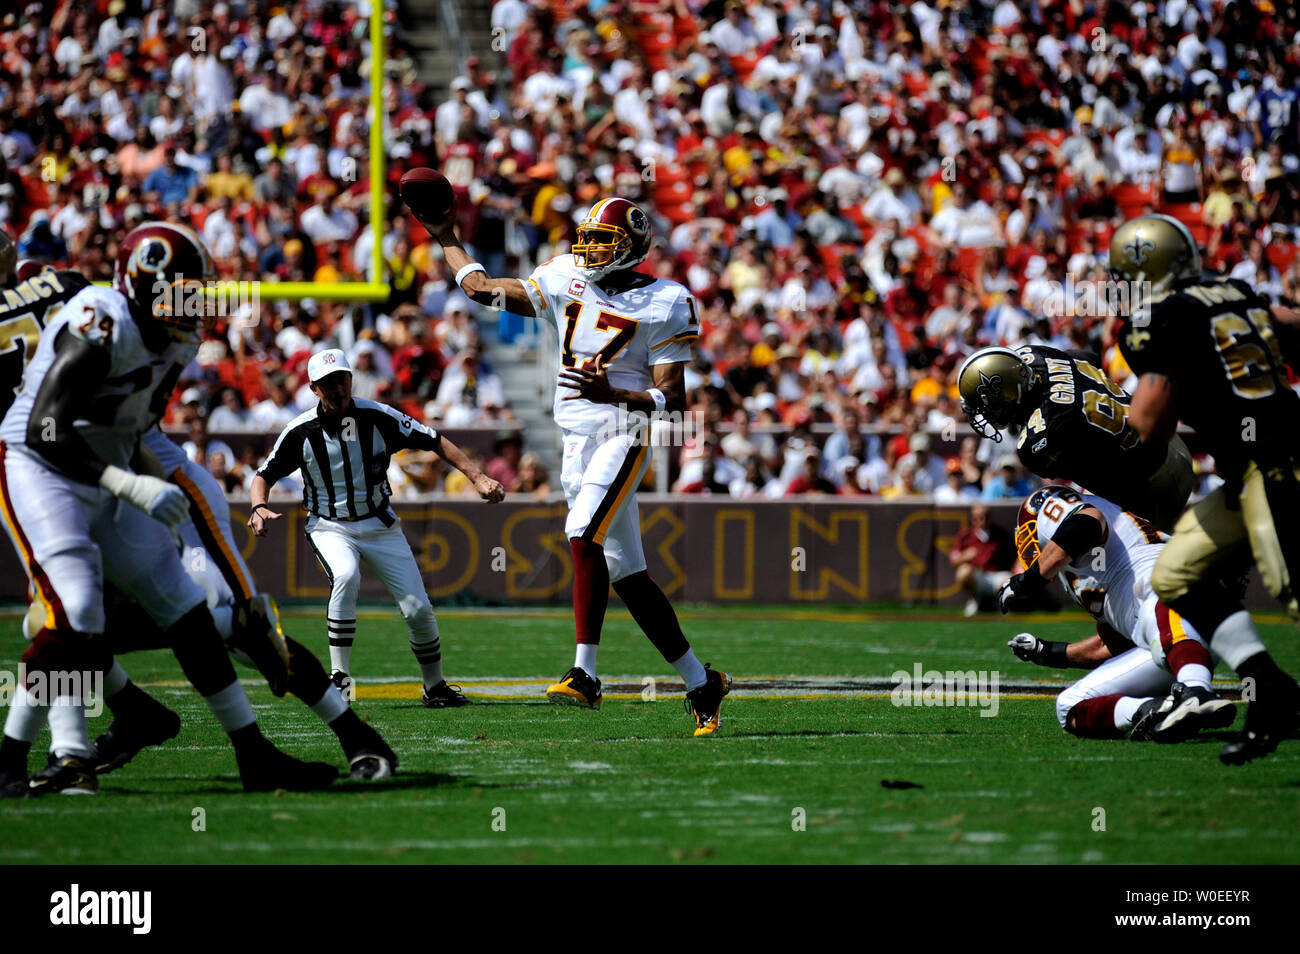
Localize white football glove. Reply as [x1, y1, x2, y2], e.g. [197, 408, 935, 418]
[99, 465, 189, 527]
[1007, 632, 1044, 663]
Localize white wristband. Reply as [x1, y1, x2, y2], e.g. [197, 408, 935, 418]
[455, 262, 486, 290]
[647, 388, 667, 412]
[98, 464, 132, 497]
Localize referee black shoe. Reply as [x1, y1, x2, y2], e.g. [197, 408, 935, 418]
[421, 681, 470, 708]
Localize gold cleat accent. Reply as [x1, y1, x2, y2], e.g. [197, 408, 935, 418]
[545, 667, 603, 709]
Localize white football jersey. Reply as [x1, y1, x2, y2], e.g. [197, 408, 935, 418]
[524, 254, 699, 434]
[0, 285, 195, 470]
[1035, 492, 1168, 637]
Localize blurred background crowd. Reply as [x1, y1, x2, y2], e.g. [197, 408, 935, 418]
[1, 0, 1297, 500]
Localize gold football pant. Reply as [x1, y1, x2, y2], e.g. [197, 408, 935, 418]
[1151, 459, 1300, 621]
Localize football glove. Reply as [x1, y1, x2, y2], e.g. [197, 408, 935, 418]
[998, 566, 1047, 614]
[99, 465, 190, 527]
[1007, 632, 1043, 662]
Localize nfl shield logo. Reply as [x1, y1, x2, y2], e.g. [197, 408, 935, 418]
[568, 278, 587, 297]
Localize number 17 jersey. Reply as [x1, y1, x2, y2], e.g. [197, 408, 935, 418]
[524, 254, 699, 434]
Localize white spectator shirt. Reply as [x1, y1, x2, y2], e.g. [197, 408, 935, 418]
[862, 187, 916, 227]
[300, 204, 358, 244]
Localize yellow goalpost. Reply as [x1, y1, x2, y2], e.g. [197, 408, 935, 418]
[257, 4, 390, 303]
[102, 8, 393, 304]
[253, 4, 391, 303]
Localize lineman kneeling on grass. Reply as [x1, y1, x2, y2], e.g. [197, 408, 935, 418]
[1002, 485, 1238, 741]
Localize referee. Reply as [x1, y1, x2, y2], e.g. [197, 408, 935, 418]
[249, 348, 505, 707]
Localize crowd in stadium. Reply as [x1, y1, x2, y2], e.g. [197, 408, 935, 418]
[1, 0, 1298, 500]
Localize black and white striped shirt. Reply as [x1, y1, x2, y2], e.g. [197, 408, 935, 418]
[257, 399, 441, 521]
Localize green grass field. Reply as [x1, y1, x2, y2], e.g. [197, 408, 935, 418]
[2, 604, 1298, 864]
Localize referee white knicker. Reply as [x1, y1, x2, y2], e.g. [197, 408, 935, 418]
[248, 349, 505, 708]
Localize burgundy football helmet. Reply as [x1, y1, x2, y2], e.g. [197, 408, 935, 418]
[114, 221, 217, 342]
[15, 260, 53, 282]
[571, 197, 652, 280]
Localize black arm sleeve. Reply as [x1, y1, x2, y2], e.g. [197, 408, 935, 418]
[1050, 510, 1105, 560]
[25, 327, 113, 485]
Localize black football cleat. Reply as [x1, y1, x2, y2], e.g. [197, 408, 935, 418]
[348, 754, 395, 780]
[421, 681, 470, 708]
[236, 740, 338, 792]
[344, 721, 399, 780]
[27, 756, 97, 796]
[0, 770, 30, 799]
[1128, 697, 1163, 741]
[91, 699, 182, 775]
[545, 667, 602, 709]
[1220, 675, 1300, 766]
[1151, 683, 1236, 743]
[685, 664, 733, 737]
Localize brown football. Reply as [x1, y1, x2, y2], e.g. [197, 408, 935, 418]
[399, 167, 456, 223]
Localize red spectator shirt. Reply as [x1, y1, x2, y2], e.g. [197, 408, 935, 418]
[951, 523, 1016, 572]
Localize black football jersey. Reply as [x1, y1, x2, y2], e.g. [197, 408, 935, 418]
[1013, 344, 1166, 505]
[1118, 277, 1300, 478]
[0, 270, 92, 420]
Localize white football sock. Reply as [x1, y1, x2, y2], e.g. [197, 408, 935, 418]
[48, 696, 91, 759]
[1175, 663, 1213, 691]
[4, 685, 48, 742]
[575, 643, 598, 679]
[1113, 696, 1145, 730]
[310, 685, 350, 724]
[1210, 611, 1267, 670]
[204, 681, 256, 733]
[328, 617, 356, 674]
[672, 649, 708, 691]
[411, 614, 444, 688]
[104, 660, 129, 697]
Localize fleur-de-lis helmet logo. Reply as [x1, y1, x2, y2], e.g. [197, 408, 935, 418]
[1124, 234, 1155, 267]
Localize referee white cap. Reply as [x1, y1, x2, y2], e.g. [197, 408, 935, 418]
[308, 348, 351, 382]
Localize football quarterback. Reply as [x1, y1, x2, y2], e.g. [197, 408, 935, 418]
[1004, 485, 1236, 741]
[1114, 213, 1300, 763]
[413, 194, 732, 735]
[958, 344, 1193, 531]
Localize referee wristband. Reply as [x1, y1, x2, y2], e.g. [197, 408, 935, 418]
[455, 262, 486, 290]
[647, 388, 667, 412]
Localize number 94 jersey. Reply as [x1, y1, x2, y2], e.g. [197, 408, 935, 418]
[0, 284, 195, 471]
[524, 254, 699, 435]
[1014, 345, 1165, 499]
[1035, 491, 1167, 636]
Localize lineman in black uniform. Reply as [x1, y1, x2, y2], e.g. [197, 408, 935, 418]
[1113, 212, 1300, 764]
[957, 343, 1194, 532]
[0, 236, 91, 419]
